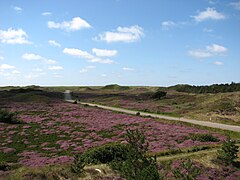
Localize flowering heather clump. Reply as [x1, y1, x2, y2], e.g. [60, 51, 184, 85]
[159, 159, 240, 180]
[0, 99, 224, 167]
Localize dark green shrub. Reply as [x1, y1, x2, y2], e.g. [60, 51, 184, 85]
[80, 143, 129, 164]
[136, 112, 140, 116]
[217, 137, 239, 165]
[0, 162, 10, 171]
[111, 129, 161, 180]
[0, 109, 23, 124]
[151, 90, 167, 100]
[189, 134, 219, 142]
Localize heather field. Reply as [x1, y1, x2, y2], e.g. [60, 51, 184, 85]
[61, 85, 240, 125]
[0, 98, 225, 167]
[0, 89, 239, 179]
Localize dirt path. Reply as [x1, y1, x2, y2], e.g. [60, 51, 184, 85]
[73, 101, 239, 132]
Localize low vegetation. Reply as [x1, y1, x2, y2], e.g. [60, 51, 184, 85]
[188, 133, 219, 142]
[172, 159, 201, 179]
[217, 137, 239, 165]
[151, 90, 167, 100]
[71, 129, 161, 179]
[78, 143, 129, 164]
[0, 109, 23, 124]
[67, 83, 240, 125]
[0, 87, 239, 179]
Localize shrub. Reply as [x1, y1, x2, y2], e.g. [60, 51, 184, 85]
[111, 129, 161, 180]
[0, 109, 23, 124]
[0, 162, 10, 171]
[189, 134, 219, 142]
[136, 112, 141, 116]
[151, 90, 167, 100]
[80, 143, 129, 164]
[217, 137, 239, 165]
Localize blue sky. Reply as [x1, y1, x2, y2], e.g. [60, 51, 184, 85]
[0, 0, 239, 86]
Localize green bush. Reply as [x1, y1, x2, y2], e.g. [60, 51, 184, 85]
[80, 143, 129, 164]
[111, 129, 161, 180]
[217, 137, 239, 165]
[0, 109, 23, 124]
[189, 134, 219, 142]
[151, 90, 167, 100]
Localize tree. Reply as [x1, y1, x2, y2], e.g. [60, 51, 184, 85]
[111, 129, 161, 180]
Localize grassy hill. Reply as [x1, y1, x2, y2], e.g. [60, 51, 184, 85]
[51, 84, 240, 125]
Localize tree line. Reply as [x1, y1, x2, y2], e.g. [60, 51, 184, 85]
[170, 82, 240, 94]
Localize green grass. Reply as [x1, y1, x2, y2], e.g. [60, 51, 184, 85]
[96, 130, 117, 139]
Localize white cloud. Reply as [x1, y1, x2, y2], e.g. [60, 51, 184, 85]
[123, 67, 134, 71]
[48, 40, 61, 47]
[206, 44, 227, 53]
[42, 12, 52, 16]
[188, 50, 212, 58]
[0, 64, 16, 70]
[101, 74, 107, 77]
[63, 48, 94, 59]
[32, 68, 43, 72]
[161, 21, 177, 30]
[25, 74, 40, 79]
[89, 58, 114, 64]
[63, 48, 115, 64]
[80, 66, 95, 73]
[213, 61, 223, 65]
[192, 8, 225, 22]
[188, 44, 227, 59]
[48, 66, 63, 70]
[0, 28, 31, 44]
[207, 0, 218, 4]
[161, 21, 188, 30]
[12, 70, 20, 74]
[0, 56, 4, 60]
[44, 59, 57, 64]
[203, 28, 213, 32]
[92, 48, 117, 57]
[53, 74, 63, 78]
[96, 25, 144, 43]
[48, 17, 91, 31]
[13, 6, 22, 13]
[22, 53, 57, 65]
[230, 1, 240, 10]
[22, 53, 43, 60]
